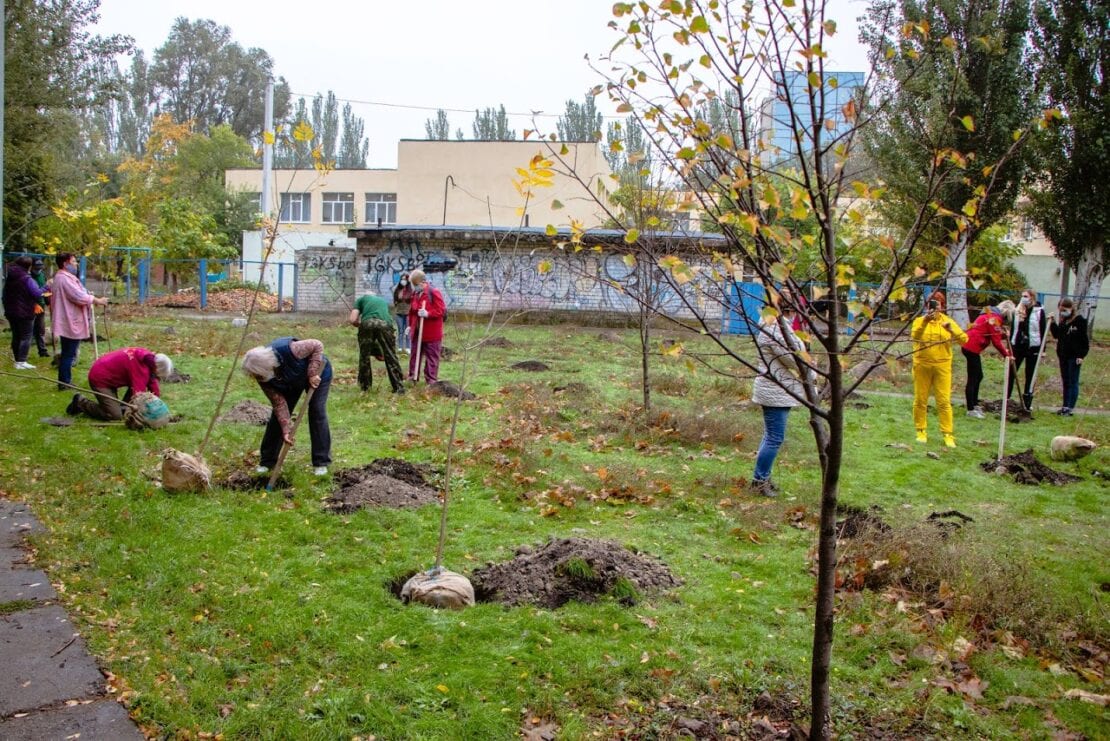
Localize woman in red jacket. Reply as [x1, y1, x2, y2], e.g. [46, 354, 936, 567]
[406, 269, 446, 383]
[960, 301, 1014, 418]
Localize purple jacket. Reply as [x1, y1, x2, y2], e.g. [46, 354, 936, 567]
[2, 264, 45, 320]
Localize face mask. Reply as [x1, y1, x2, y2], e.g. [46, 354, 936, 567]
[1020, 296, 1031, 306]
[1060, 310, 1071, 318]
[65, 263, 78, 274]
[400, 280, 408, 286]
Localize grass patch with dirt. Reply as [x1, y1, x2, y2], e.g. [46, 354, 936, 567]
[0, 311, 1106, 738]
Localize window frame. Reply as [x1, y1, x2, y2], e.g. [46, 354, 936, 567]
[364, 192, 398, 225]
[322, 192, 355, 224]
[279, 192, 312, 223]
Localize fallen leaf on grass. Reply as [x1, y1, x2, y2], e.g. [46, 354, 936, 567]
[1063, 689, 1109, 706]
[1001, 695, 1037, 710]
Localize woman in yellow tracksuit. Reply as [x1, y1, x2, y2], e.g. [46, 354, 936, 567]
[911, 291, 968, 447]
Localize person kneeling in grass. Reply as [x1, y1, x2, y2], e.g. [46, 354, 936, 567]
[67, 347, 173, 420]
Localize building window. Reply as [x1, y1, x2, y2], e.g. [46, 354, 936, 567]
[1021, 217, 1035, 241]
[280, 193, 311, 223]
[322, 192, 355, 223]
[365, 193, 397, 224]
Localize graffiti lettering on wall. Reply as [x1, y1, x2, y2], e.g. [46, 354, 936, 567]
[357, 239, 719, 319]
[297, 247, 355, 308]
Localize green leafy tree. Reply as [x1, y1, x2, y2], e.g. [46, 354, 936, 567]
[471, 105, 516, 140]
[337, 103, 369, 168]
[862, 0, 1036, 326]
[604, 115, 651, 185]
[3, 0, 131, 250]
[424, 109, 452, 140]
[1026, 0, 1109, 325]
[274, 92, 368, 168]
[310, 92, 340, 164]
[556, 95, 603, 141]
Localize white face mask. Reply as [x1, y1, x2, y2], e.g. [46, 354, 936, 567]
[400, 280, 408, 286]
[1020, 296, 1032, 306]
[1060, 309, 1071, 318]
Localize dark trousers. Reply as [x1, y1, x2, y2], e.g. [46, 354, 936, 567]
[32, 312, 49, 355]
[260, 378, 332, 468]
[1006, 346, 1040, 401]
[357, 319, 405, 392]
[409, 340, 441, 383]
[7, 316, 34, 363]
[1059, 355, 1082, 409]
[962, 348, 983, 410]
[58, 337, 81, 387]
[75, 385, 127, 421]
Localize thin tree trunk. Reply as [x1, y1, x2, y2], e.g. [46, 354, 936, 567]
[1073, 240, 1105, 335]
[946, 233, 970, 327]
[640, 301, 651, 413]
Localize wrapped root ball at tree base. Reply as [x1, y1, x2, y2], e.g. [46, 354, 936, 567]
[1049, 435, 1097, 462]
[401, 568, 474, 609]
[124, 391, 171, 430]
[162, 449, 211, 494]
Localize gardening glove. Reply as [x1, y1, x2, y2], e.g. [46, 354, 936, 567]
[418, 308, 429, 318]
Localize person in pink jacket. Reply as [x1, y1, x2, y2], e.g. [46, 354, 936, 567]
[49, 253, 108, 389]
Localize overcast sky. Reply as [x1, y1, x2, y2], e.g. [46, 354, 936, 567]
[93, 0, 874, 168]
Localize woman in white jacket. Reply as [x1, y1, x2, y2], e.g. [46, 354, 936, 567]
[750, 302, 808, 497]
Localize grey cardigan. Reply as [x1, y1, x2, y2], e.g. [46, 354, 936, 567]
[751, 319, 807, 408]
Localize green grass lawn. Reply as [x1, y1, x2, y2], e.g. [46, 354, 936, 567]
[1, 310, 1107, 739]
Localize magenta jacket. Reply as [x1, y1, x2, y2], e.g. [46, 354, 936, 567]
[50, 269, 94, 340]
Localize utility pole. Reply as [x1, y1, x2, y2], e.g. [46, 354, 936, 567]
[261, 81, 274, 217]
[1, 4, 6, 255]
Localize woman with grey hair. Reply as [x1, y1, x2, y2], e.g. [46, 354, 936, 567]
[241, 337, 332, 476]
[66, 347, 174, 420]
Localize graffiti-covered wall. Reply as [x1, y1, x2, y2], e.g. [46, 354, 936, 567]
[350, 227, 732, 323]
[296, 246, 356, 311]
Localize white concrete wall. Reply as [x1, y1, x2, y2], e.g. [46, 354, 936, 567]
[241, 231, 356, 305]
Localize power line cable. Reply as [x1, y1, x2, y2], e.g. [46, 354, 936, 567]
[287, 91, 625, 122]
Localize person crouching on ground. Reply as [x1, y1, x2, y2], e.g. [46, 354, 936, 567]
[911, 291, 968, 447]
[67, 347, 173, 420]
[50, 253, 108, 389]
[750, 296, 809, 498]
[242, 337, 333, 477]
[406, 269, 446, 384]
[1049, 298, 1089, 416]
[349, 291, 405, 393]
[960, 300, 1014, 419]
[1007, 287, 1047, 408]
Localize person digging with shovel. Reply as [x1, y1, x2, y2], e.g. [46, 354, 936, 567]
[1006, 288, 1046, 411]
[406, 269, 446, 384]
[242, 338, 332, 477]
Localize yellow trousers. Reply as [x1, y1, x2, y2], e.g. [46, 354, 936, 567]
[913, 362, 954, 435]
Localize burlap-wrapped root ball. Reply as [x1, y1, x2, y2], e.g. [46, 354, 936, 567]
[401, 568, 475, 609]
[162, 449, 211, 493]
[124, 391, 171, 430]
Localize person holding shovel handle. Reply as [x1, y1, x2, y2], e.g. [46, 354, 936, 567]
[960, 300, 1015, 419]
[50, 253, 108, 390]
[1049, 298, 1089, 416]
[406, 269, 445, 384]
[1006, 288, 1046, 409]
[242, 337, 332, 476]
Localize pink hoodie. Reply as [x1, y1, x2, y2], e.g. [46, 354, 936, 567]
[50, 268, 94, 340]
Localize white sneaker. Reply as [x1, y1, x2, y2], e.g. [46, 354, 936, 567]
[255, 465, 270, 474]
[14, 361, 36, 370]
[966, 409, 985, 419]
[313, 466, 329, 476]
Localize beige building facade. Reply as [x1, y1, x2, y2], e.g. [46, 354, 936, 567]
[225, 140, 613, 233]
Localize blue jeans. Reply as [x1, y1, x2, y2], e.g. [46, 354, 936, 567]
[754, 406, 791, 482]
[395, 314, 410, 350]
[58, 337, 81, 387]
[1059, 355, 1082, 409]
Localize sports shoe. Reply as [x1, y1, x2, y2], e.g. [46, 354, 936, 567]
[255, 465, 270, 475]
[313, 466, 329, 476]
[66, 393, 81, 415]
[943, 434, 956, 449]
[915, 430, 928, 443]
[14, 361, 36, 370]
[1060, 408, 1074, 417]
[966, 409, 985, 419]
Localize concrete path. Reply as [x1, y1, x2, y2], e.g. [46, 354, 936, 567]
[0, 499, 143, 740]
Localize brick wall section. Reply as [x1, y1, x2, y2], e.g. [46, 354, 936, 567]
[295, 247, 356, 312]
[350, 228, 734, 323]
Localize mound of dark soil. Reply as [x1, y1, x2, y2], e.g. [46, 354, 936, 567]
[553, 382, 590, 395]
[836, 504, 891, 539]
[480, 336, 513, 348]
[219, 400, 271, 425]
[470, 537, 681, 608]
[40, 416, 74, 427]
[222, 469, 289, 491]
[325, 458, 440, 512]
[980, 399, 1034, 423]
[597, 331, 624, 343]
[981, 449, 1081, 486]
[428, 380, 476, 400]
[165, 369, 191, 383]
[511, 360, 550, 372]
[927, 509, 974, 537]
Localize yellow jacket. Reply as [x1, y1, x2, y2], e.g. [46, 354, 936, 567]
[911, 312, 968, 365]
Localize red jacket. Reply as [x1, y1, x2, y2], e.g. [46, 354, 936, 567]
[88, 347, 161, 397]
[962, 310, 1010, 357]
[408, 285, 446, 343]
